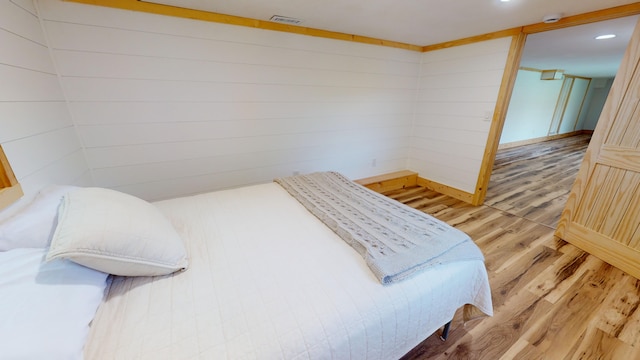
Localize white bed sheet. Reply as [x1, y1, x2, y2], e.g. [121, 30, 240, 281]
[84, 183, 492, 359]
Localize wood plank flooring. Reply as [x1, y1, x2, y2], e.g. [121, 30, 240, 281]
[396, 135, 640, 360]
[485, 134, 592, 228]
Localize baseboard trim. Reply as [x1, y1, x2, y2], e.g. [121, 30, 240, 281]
[498, 130, 591, 150]
[355, 170, 418, 193]
[356, 171, 476, 205]
[416, 177, 475, 204]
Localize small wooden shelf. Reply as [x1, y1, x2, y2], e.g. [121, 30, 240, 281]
[355, 170, 418, 193]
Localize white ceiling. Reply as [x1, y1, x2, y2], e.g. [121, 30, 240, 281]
[148, 0, 639, 78]
[521, 15, 638, 78]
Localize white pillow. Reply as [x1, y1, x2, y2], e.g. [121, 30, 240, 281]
[0, 185, 78, 251]
[47, 187, 189, 276]
[0, 248, 108, 360]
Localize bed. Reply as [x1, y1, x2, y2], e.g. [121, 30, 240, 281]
[0, 172, 492, 359]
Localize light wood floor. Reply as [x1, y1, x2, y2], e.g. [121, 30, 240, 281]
[485, 134, 592, 229]
[397, 135, 640, 360]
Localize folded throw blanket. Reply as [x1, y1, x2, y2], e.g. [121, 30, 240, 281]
[275, 171, 485, 285]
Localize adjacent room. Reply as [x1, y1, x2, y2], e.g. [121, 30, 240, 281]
[486, 15, 638, 228]
[2, 0, 640, 358]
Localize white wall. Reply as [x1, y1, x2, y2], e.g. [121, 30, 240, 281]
[1, 0, 521, 203]
[580, 77, 614, 130]
[0, 0, 90, 212]
[410, 37, 512, 193]
[37, 0, 420, 201]
[501, 72, 613, 144]
[500, 69, 564, 143]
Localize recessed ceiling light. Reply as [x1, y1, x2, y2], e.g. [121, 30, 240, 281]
[500, 0, 511, 2]
[595, 34, 616, 40]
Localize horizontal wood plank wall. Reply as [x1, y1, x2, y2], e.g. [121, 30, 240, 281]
[40, 0, 419, 201]
[0, 0, 90, 215]
[409, 37, 512, 195]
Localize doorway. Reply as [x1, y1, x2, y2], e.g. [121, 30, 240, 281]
[482, 16, 638, 225]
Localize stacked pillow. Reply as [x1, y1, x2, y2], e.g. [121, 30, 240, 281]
[0, 185, 189, 358]
[47, 187, 189, 276]
[0, 185, 189, 276]
[0, 248, 108, 360]
[0, 185, 77, 251]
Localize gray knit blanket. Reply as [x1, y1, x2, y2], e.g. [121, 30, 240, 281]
[275, 171, 485, 285]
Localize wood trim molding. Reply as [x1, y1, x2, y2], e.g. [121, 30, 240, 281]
[423, 3, 640, 53]
[523, 3, 640, 34]
[64, 0, 423, 51]
[0, 145, 18, 188]
[355, 170, 418, 193]
[416, 177, 474, 204]
[65, 1, 640, 53]
[518, 67, 596, 80]
[421, 27, 522, 52]
[355, 170, 476, 206]
[471, 32, 527, 206]
[0, 145, 23, 211]
[565, 74, 593, 81]
[519, 66, 543, 73]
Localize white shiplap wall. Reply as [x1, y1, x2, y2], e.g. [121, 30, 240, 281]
[410, 37, 512, 193]
[0, 0, 90, 212]
[38, 0, 420, 201]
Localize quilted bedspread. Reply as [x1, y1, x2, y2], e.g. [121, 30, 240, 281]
[84, 182, 492, 359]
[275, 171, 485, 284]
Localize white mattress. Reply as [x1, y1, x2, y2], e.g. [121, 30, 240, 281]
[84, 183, 492, 359]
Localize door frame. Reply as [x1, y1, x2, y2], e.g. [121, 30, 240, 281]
[473, 4, 640, 206]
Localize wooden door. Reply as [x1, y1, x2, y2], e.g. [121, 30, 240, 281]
[555, 18, 640, 279]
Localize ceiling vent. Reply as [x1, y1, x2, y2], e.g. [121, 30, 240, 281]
[269, 15, 303, 25]
[541, 69, 564, 80]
